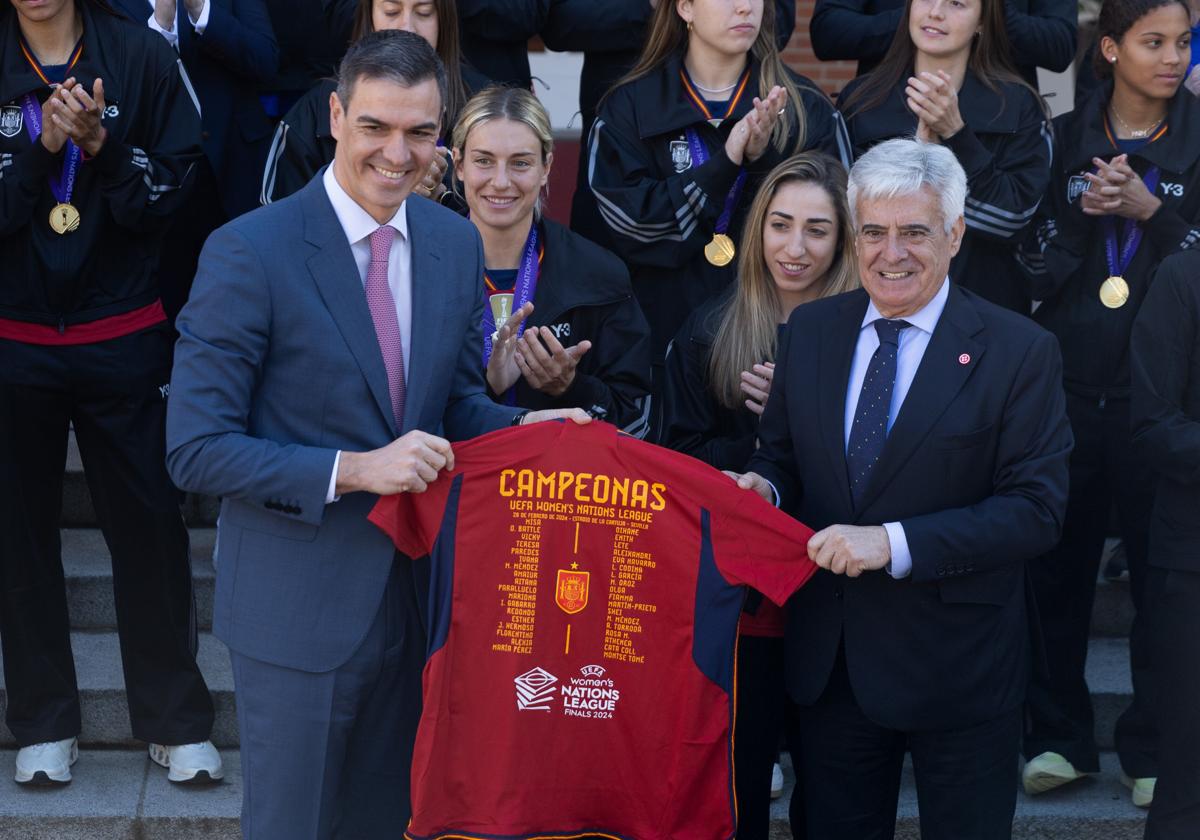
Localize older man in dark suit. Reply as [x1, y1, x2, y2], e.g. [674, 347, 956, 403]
[732, 138, 1072, 840]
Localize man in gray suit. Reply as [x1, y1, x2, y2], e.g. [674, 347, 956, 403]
[165, 30, 585, 839]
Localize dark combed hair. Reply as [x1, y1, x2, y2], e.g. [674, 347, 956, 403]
[336, 29, 448, 118]
[349, 0, 470, 130]
[1092, 0, 1193, 79]
[840, 0, 1041, 120]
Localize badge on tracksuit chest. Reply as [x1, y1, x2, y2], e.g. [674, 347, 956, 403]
[670, 138, 691, 173]
[0, 104, 22, 138]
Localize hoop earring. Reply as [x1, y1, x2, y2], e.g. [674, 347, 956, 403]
[687, 20, 693, 32]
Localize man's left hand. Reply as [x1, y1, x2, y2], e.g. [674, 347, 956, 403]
[808, 524, 891, 577]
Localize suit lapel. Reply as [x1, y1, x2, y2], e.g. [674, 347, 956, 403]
[819, 291, 868, 516]
[401, 201, 444, 434]
[854, 286, 985, 514]
[301, 178, 397, 434]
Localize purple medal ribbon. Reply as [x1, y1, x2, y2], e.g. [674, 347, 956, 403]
[482, 221, 541, 369]
[685, 127, 747, 242]
[20, 93, 83, 209]
[1101, 165, 1160, 279]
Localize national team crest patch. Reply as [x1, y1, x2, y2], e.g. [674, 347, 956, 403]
[670, 139, 692, 173]
[0, 105, 22, 139]
[1067, 175, 1091, 203]
[555, 568, 590, 615]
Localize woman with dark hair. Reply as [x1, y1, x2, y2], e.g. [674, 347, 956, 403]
[260, 0, 484, 205]
[452, 86, 654, 434]
[837, 0, 1053, 314]
[588, 0, 851, 408]
[660, 150, 857, 839]
[0, 0, 219, 786]
[1019, 0, 1198, 807]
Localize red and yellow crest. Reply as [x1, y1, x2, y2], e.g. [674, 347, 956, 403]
[555, 569, 590, 615]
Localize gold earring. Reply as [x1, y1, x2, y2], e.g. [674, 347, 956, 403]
[687, 20, 693, 32]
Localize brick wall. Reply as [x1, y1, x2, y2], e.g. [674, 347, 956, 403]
[782, 0, 858, 100]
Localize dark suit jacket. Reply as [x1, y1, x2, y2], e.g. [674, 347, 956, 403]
[113, 0, 279, 216]
[747, 285, 1072, 731]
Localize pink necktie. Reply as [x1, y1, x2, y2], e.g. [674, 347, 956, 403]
[366, 225, 406, 427]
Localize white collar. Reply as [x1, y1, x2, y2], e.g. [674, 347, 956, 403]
[323, 164, 409, 246]
[860, 277, 950, 336]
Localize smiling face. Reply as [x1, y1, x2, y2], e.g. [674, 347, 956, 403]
[454, 118, 551, 236]
[908, 0, 982, 60]
[372, 0, 439, 49]
[855, 187, 963, 318]
[329, 74, 442, 223]
[677, 0, 762, 58]
[1103, 4, 1192, 101]
[761, 181, 840, 308]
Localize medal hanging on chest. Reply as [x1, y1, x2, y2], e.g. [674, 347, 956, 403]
[18, 36, 85, 235]
[1098, 165, 1160, 310]
[481, 222, 543, 367]
[680, 67, 752, 267]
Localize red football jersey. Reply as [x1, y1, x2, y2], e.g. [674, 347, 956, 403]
[369, 420, 816, 840]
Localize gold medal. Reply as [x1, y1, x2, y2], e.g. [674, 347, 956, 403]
[49, 202, 80, 235]
[489, 292, 514, 326]
[1099, 275, 1130, 309]
[704, 233, 736, 267]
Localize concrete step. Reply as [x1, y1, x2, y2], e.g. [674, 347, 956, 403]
[62, 432, 218, 528]
[63, 529, 216, 632]
[0, 633, 237, 749]
[1085, 637, 1134, 752]
[768, 752, 1147, 839]
[0, 749, 241, 839]
[0, 748, 1144, 840]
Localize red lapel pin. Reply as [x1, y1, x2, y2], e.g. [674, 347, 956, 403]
[958, 353, 971, 365]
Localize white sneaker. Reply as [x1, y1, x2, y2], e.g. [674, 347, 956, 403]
[148, 741, 224, 784]
[1022, 751, 1090, 795]
[15, 737, 78, 786]
[1121, 773, 1156, 808]
[770, 762, 784, 799]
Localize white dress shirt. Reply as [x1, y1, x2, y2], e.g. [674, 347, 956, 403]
[322, 164, 414, 503]
[843, 278, 950, 579]
[146, 0, 211, 48]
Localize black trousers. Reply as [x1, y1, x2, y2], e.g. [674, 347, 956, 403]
[0, 327, 214, 746]
[734, 634, 786, 840]
[1025, 392, 1157, 777]
[1144, 567, 1200, 840]
[793, 647, 1020, 840]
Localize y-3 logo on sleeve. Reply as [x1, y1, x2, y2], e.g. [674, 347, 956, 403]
[1161, 182, 1184, 198]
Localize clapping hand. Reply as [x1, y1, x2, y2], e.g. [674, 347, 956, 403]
[47, 77, 107, 156]
[724, 86, 787, 166]
[517, 326, 591, 397]
[907, 70, 964, 142]
[1081, 154, 1162, 222]
[486, 301, 534, 395]
[740, 362, 775, 416]
[416, 146, 450, 201]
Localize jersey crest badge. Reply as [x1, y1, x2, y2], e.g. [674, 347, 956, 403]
[670, 139, 691, 173]
[556, 569, 590, 615]
[0, 106, 22, 138]
[1067, 175, 1090, 204]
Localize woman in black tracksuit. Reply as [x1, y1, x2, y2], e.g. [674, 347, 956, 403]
[1019, 0, 1200, 805]
[260, 0, 486, 206]
[587, 0, 851, 382]
[0, 0, 217, 784]
[451, 86, 653, 434]
[837, 0, 1053, 314]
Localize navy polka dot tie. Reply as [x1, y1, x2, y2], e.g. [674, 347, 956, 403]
[846, 319, 909, 509]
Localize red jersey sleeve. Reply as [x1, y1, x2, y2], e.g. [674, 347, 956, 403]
[368, 477, 456, 559]
[711, 489, 817, 607]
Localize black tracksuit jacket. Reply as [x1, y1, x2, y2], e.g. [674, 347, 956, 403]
[588, 53, 851, 359]
[839, 71, 1052, 313]
[492, 218, 653, 436]
[1022, 83, 1200, 395]
[0, 3, 202, 328]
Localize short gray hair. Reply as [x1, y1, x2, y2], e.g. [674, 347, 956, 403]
[336, 29, 448, 116]
[847, 138, 967, 234]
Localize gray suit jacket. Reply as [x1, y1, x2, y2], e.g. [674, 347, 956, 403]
[166, 172, 512, 672]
